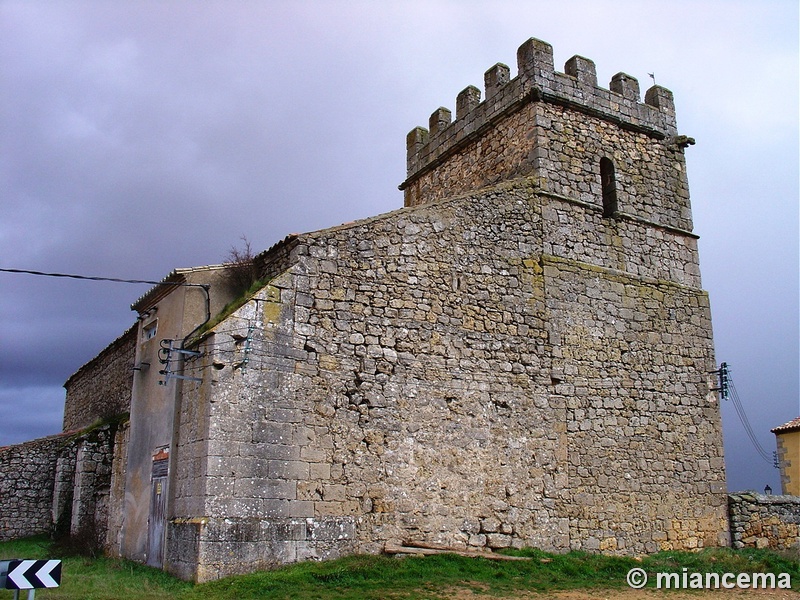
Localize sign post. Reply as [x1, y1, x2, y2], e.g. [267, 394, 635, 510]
[0, 560, 61, 599]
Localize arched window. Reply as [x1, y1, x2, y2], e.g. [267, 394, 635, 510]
[600, 157, 618, 217]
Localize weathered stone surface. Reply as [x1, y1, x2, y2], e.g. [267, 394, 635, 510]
[0, 435, 70, 541]
[163, 166, 727, 579]
[729, 493, 800, 551]
[0, 423, 119, 547]
[63, 326, 136, 431]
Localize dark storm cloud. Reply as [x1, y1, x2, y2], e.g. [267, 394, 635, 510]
[1, 0, 797, 492]
[0, 386, 64, 446]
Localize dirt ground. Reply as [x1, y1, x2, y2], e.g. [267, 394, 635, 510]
[529, 590, 796, 599]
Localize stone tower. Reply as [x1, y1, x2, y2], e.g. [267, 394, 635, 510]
[392, 37, 729, 552]
[401, 38, 692, 228]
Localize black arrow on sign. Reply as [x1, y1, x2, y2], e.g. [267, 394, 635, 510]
[5, 559, 61, 589]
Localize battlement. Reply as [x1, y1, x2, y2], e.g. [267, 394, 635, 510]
[401, 38, 678, 193]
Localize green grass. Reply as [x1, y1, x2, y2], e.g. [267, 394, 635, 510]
[1, 537, 797, 599]
[192, 276, 270, 341]
[0, 537, 189, 600]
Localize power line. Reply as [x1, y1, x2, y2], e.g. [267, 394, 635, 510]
[718, 363, 774, 466]
[0, 267, 207, 288]
[729, 380, 773, 464]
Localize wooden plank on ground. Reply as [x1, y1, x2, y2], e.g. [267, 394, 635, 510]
[384, 543, 531, 561]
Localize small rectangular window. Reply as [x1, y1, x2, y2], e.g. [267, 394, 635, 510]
[143, 321, 158, 341]
[600, 157, 618, 217]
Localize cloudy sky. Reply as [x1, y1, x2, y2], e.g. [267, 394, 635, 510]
[1, 0, 797, 493]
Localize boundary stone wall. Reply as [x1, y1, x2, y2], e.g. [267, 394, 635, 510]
[1, 423, 123, 547]
[0, 434, 72, 540]
[729, 492, 800, 550]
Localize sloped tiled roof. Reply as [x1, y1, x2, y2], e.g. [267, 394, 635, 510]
[130, 264, 226, 312]
[771, 417, 800, 434]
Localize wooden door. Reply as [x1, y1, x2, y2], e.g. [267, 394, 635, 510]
[146, 446, 169, 567]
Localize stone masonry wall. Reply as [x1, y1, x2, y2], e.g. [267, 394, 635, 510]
[546, 254, 726, 551]
[63, 325, 136, 432]
[729, 493, 800, 551]
[166, 175, 727, 581]
[0, 434, 72, 540]
[105, 421, 130, 557]
[1, 423, 123, 550]
[168, 271, 359, 581]
[68, 425, 118, 548]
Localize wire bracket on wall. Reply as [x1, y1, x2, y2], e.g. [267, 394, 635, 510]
[158, 339, 202, 385]
[235, 324, 256, 372]
[710, 362, 730, 401]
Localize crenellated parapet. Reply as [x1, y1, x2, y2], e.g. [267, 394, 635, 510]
[401, 38, 679, 200]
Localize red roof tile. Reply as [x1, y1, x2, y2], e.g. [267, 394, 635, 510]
[771, 417, 800, 434]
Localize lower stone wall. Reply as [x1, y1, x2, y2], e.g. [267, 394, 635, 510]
[0, 434, 73, 541]
[165, 516, 357, 583]
[69, 425, 118, 548]
[729, 492, 800, 550]
[0, 423, 123, 548]
[105, 422, 130, 557]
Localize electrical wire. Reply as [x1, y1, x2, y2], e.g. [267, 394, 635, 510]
[725, 369, 773, 465]
[0, 267, 208, 288]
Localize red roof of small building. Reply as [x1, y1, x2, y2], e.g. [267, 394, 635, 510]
[771, 417, 800, 434]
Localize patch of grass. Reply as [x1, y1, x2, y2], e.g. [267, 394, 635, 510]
[0, 535, 52, 560]
[0, 536, 191, 600]
[1, 537, 796, 599]
[192, 277, 270, 342]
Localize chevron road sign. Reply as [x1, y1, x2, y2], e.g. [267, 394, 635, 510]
[0, 559, 61, 590]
